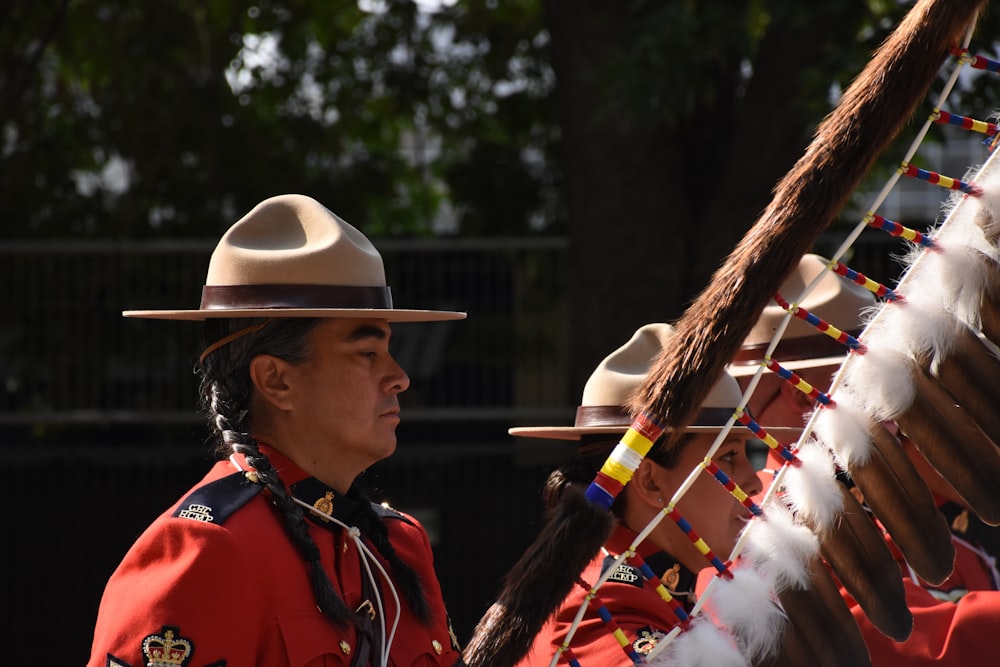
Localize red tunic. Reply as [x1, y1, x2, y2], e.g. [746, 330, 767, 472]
[844, 530, 1000, 665]
[88, 448, 458, 667]
[515, 525, 695, 666]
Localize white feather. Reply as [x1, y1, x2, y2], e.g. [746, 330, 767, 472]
[702, 562, 785, 662]
[839, 343, 915, 421]
[950, 161, 1000, 259]
[741, 499, 819, 592]
[779, 441, 844, 531]
[813, 391, 874, 468]
[864, 293, 956, 365]
[890, 158, 1000, 331]
[932, 206, 994, 259]
[647, 615, 748, 667]
[936, 243, 995, 331]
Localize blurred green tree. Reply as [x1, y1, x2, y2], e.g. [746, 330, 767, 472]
[4, 0, 999, 390]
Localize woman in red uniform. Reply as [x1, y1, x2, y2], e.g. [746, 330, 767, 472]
[88, 194, 464, 667]
[506, 323, 794, 665]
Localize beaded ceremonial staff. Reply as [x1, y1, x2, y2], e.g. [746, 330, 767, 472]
[662, 45, 1000, 666]
[638, 34, 1000, 667]
[459, 1, 991, 666]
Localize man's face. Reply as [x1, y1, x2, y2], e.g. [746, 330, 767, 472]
[284, 318, 410, 485]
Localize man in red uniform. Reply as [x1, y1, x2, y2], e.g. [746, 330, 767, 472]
[88, 194, 464, 667]
[730, 253, 1000, 665]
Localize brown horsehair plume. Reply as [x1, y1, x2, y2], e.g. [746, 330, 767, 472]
[849, 421, 955, 585]
[628, 0, 985, 440]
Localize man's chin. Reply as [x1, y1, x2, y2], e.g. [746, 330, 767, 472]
[374, 437, 398, 461]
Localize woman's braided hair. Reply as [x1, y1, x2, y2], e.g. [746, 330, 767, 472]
[198, 317, 430, 626]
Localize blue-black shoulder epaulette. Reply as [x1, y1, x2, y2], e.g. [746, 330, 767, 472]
[371, 501, 415, 526]
[601, 554, 644, 588]
[171, 471, 264, 526]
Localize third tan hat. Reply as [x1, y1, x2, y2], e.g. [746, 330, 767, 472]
[729, 254, 874, 377]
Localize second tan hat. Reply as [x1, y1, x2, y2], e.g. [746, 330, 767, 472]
[510, 323, 801, 440]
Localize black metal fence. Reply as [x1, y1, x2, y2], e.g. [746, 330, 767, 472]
[1, 233, 915, 664]
[0, 237, 573, 425]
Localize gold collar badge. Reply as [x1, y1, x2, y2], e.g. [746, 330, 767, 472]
[313, 491, 335, 522]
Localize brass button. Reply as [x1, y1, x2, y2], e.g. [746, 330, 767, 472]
[340, 640, 352, 655]
[432, 639, 443, 655]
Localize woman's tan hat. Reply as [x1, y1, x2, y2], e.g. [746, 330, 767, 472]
[509, 322, 801, 440]
[123, 194, 466, 322]
[729, 253, 874, 377]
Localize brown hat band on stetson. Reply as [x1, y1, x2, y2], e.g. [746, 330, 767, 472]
[200, 284, 393, 311]
[731, 330, 862, 366]
[575, 406, 736, 430]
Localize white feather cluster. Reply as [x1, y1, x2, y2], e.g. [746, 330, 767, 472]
[972, 181, 1000, 259]
[937, 159, 1000, 252]
[870, 284, 962, 364]
[878, 156, 1000, 342]
[701, 562, 786, 662]
[647, 615, 748, 667]
[813, 389, 874, 468]
[926, 234, 996, 329]
[778, 441, 844, 531]
[839, 343, 915, 421]
[741, 499, 819, 592]
[836, 154, 1000, 429]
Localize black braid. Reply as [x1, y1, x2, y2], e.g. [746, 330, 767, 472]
[240, 440, 354, 627]
[346, 484, 432, 624]
[199, 317, 354, 628]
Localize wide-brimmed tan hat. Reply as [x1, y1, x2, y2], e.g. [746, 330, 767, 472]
[729, 254, 874, 377]
[123, 194, 466, 322]
[510, 322, 801, 440]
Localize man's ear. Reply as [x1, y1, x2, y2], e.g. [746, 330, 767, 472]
[249, 354, 294, 411]
[631, 458, 668, 509]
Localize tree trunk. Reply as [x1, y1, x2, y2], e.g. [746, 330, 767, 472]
[545, 0, 684, 395]
[545, 0, 875, 396]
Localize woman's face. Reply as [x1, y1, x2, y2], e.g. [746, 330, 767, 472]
[650, 432, 763, 572]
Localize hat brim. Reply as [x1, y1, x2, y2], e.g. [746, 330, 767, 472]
[508, 423, 803, 441]
[122, 308, 467, 322]
[728, 354, 845, 377]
